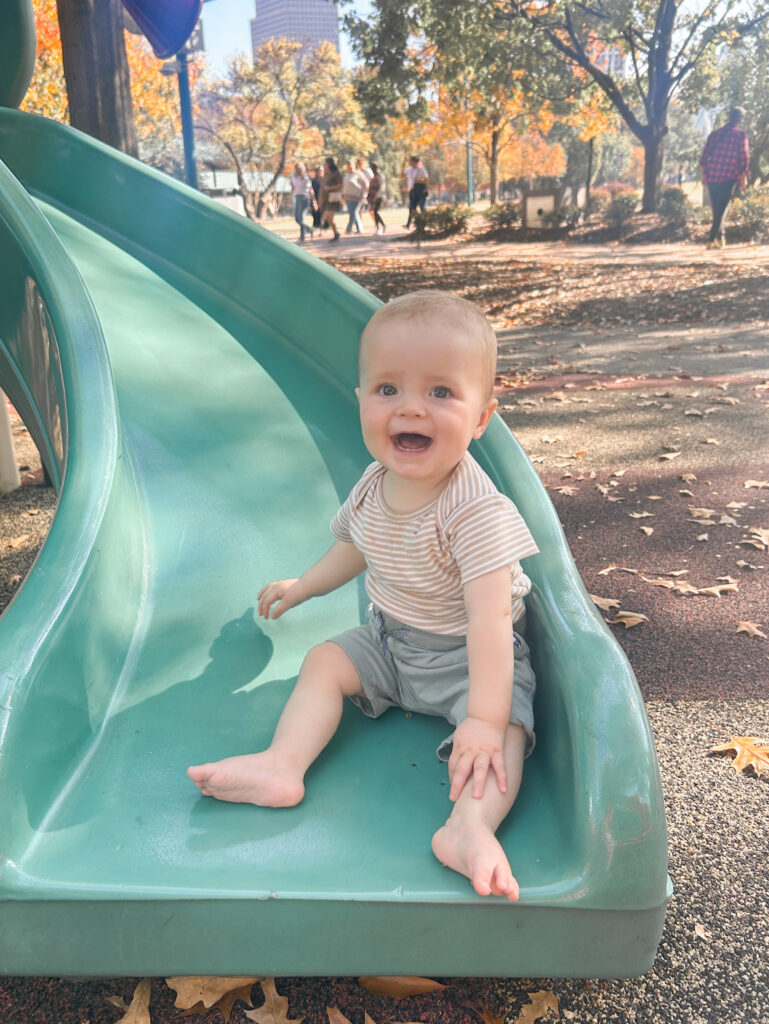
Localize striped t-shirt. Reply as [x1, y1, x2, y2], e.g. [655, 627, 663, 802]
[330, 452, 539, 635]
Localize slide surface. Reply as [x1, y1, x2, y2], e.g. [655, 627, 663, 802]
[0, 109, 669, 978]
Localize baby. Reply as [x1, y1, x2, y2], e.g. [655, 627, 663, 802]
[188, 290, 539, 900]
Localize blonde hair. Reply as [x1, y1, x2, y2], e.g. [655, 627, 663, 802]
[360, 290, 497, 397]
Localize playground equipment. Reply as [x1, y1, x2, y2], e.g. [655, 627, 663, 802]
[0, 1, 670, 978]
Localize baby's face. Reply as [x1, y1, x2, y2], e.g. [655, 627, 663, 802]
[356, 316, 497, 488]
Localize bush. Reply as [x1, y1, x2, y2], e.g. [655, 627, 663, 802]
[541, 204, 582, 230]
[605, 191, 640, 230]
[413, 204, 473, 238]
[729, 186, 769, 241]
[587, 187, 612, 216]
[484, 201, 521, 229]
[658, 186, 691, 224]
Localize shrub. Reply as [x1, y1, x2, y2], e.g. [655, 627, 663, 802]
[541, 204, 582, 230]
[413, 204, 473, 238]
[729, 186, 769, 241]
[485, 201, 521, 229]
[658, 186, 691, 223]
[605, 191, 640, 230]
[587, 187, 611, 216]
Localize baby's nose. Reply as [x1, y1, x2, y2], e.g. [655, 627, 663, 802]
[396, 392, 426, 416]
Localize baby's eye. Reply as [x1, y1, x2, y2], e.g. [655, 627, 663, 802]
[430, 385, 451, 399]
[378, 384, 397, 396]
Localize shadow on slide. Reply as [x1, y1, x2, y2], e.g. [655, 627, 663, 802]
[0, 107, 669, 978]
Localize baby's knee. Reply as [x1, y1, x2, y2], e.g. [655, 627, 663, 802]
[300, 641, 361, 696]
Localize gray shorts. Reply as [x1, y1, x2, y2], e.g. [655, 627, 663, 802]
[330, 605, 536, 760]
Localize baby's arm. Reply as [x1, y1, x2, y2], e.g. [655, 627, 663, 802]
[449, 566, 514, 801]
[258, 540, 366, 620]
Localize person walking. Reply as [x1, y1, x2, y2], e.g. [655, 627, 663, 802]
[291, 162, 314, 242]
[343, 161, 366, 234]
[310, 165, 325, 234]
[405, 156, 429, 228]
[319, 157, 343, 242]
[367, 162, 387, 234]
[701, 107, 750, 248]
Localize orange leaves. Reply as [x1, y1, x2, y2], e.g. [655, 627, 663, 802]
[358, 977, 447, 999]
[112, 980, 151, 1024]
[245, 979, 304, 1024]
[167, 977, 261, 1022]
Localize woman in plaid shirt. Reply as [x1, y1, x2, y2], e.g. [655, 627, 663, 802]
[701, 107, 750, 248]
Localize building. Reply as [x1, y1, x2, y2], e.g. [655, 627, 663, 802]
[250, 0, 339, 56]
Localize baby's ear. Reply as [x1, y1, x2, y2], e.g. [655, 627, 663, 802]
[355, 386, 361, 403]
[473, 397, 498, 439]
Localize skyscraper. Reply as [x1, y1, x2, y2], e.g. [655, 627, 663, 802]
[251, 0, 339, 56]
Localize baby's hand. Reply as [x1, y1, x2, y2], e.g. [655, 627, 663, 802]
[257, 578, 307, 620]
[449, 716, 508, 801]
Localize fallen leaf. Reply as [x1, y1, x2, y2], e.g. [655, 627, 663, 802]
[628, 510, 655, 519]
[4, 534, 30, 549]
[697, 533, 709, 542]
[611, 469, 627, 477]
[726, 501, 747, 509]
[679, 488, 695, 497]
[719, 514, 739, 527]
[659, 451, 681, 460]
[680, 473, 697, 483]
[703, 437, 721, 445]
[640, 525, 654, 536]
[694, 923, 711, 941]
[749, 527, 769, 548]
[736, 559, 759, 569]
[688, 507, 716, 519]
[744, 480, 769, 489]
[696, 583, 738, 597]
[106, 995, 130, 1012]
[541, 435, 562, 444]
[685, 408, 703, 416]
[736, 621, 767, 639]
[642, 577, 676, 589]
[590, 594, 621, 611]
[167, 978, 258, 1017]
[556, 485, 578, 495]
[245, 980, 303, 1024]
[666, 569, 689, 576]
[609, 610, 649, 629]
[671, 580, 700, 594]
[716, 575, 737, 583]
[710, 735, 769, 776]
[358, 977, 447, 999]
[113, 980, 151, 1024]
[516, 989, 560, 1024]
[647, 495, 662, 500]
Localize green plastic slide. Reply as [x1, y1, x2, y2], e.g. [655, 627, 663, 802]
[0, 106, 669, 977]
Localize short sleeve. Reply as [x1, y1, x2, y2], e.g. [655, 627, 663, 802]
[444, 494, 539, 586]
[330, 493, 353, 543]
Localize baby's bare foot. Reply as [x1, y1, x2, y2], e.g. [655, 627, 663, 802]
[431, 817, 520, 900]
[187, 751, 304, 807]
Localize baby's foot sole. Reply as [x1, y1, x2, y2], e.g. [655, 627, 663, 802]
[431, 821, 520, 901]
[187, 754, 305, 808]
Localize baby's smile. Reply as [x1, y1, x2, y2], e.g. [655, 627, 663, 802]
[393, 432, 433, 451]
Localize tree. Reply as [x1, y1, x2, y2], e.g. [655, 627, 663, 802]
[346, 0, 599, 203]
[512, 0, 769, 211]
[717, 22, 769, 183]
[23, 0, 189, 175]
[55, 0, 137, 155]
[196, 40, 372, 220]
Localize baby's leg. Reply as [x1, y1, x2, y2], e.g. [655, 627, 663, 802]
[187, 641, 361, 806]
[431, 723, 526, 900]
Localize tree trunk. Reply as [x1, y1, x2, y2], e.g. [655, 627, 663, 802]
[56, 0, 137, 156]
[489, 128, 500, 204]
[641, 133, 665, 213]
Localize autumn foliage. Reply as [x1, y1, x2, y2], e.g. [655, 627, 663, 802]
[22, 0, 186, 170]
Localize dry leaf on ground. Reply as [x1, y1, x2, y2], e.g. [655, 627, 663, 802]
[710, 735, 769, 777]
[696, 582, 738, 596]
[358, 977, 447, 999]
[113, 980, 151, 1024]
[658, 451, 681, 461]
[480, 1006, 506, 1024]
[167, 978, 257, 1022]
[609, 610, 649, 628]
[628, 511, 655, 519]
[744, 480, 769, 489]
[590, 594, 621, 612]
[245, 979, 303, 1024]
[516, 989, 560, 1024]
[640, 526, 654, 536]
[736, 621, 767, 638]
[695, 924, 711, 940]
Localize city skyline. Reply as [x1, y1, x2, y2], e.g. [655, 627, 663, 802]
[251, 0, 339, 56]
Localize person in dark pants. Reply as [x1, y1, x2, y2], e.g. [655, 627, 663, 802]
[701, 107, 750, 248]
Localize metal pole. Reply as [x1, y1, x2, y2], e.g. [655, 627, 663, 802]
[177, 50, 198, 189]
[466, 133, 475, 206]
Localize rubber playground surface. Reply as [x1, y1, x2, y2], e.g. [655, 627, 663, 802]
[2, 230, 768, 1021]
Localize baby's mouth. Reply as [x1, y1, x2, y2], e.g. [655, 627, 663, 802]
[393, 432, 432, 451]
